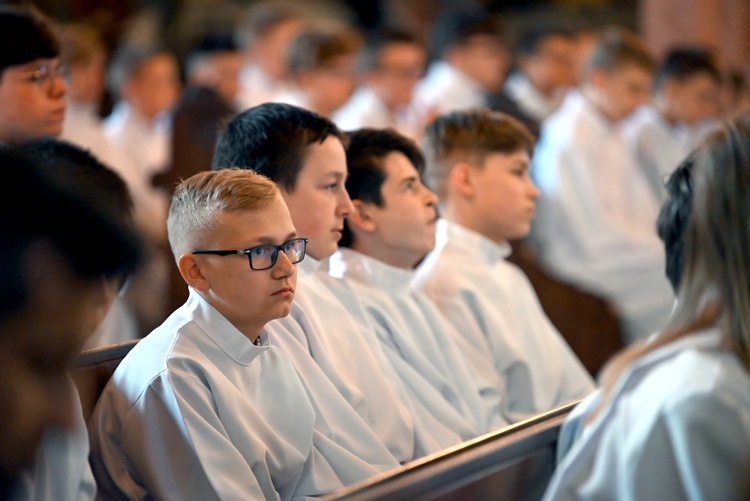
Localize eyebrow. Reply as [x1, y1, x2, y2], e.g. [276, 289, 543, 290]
[399, 175, 418, 187]
[249, 231, 299, 247]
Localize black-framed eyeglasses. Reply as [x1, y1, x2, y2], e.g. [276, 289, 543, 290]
[19, 62, 70, 90]
[191, 238, 308, 270]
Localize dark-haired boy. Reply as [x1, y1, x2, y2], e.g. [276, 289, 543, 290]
[416, 109, 594, 422]
[333, 127, 506, 435]
[531, 28, 674, 342]
[0, 5, 66, 144]
[212, 103, 450, 460]
[625, 47, 722, 202]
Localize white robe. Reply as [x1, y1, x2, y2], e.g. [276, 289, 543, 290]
[90, 289, 399, 500]
[331, 87, 420, 141]
[411, 61, 487, 116]
[415, 220, 595, 422]
[330, 248, 508, 439]
[623, 105, 717, 203]
[12, 380, 96, 501]
[503, 72, 566, 122]
[236, 65, 294, 112]
[269, 256, 436, 461]
[543, 328, 750, 500]
[531, 91, 675, 342]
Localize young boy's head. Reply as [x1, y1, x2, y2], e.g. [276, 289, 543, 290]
[0, 5, 66, 143]
[286, 23, 362, 116]
[167, 169, 303, 340]
[341, 128, 438, 269]
[212, 102, 352, 261]
[0, 147, 141, 488]
[184, 32, 242, 106]
[429, 10, 508, 93]
[358, 28, 426, 112]
[653, 47, 722, 126]
[582, 27, 655, 122]
[513, 25, 578, 97]
[108, 45, 180, 120]
[422, 108, 537, 244]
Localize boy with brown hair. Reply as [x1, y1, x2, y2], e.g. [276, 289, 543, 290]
[416, 109, 594, 421]
[531, 27, 674, 342]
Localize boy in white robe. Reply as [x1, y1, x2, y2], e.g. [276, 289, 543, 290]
[332, 127, 508, 437]
[415, 109, 595, 422]
[89, 169, 399, 500]
[531, 27, 674, 342]
[212, 102, 454, 459]
[624, 46, 722, 203]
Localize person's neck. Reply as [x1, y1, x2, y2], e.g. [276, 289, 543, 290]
[351, 239, 424, 270]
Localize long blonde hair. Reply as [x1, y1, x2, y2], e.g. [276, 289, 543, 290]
[594, 113, 750, 416]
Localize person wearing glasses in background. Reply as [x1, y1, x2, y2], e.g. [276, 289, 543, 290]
[90, 169, 401, 500]
[0, 5, 67, 145]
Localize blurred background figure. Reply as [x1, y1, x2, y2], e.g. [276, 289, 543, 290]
[503, 25, 578, 123]
[332, 27, 426, 140]
[234, 0, 306, 111]
[412, 9, 508, 116]
[276, 23, 362, 117]
[624, 46, 722, 202]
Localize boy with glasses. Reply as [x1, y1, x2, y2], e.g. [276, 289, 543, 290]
[90, 169, 399, 499]
[0, 5, 67, 144]
[213, 103, 454, 460]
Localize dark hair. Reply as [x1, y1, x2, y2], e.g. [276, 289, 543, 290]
[0, 5, 59, 77]
[0, 147, 142, 323]
[340, 127, 425, 247]
[185, 31, 238, 77]
[287, 24, 362, 77]
[657, 156, 694, 292]
[212, 102, 347, 192]
[654, 46, 721, 90]
[358, 27, 423, 72]
[513, 24, 575, 58]
[234, 1, 303, 49]
[428, 9, 502, 61]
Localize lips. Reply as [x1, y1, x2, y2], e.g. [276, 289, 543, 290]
[272, 286, 294, 297]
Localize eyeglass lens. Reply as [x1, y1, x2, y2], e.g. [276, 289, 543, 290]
[249, 239, 306, 270]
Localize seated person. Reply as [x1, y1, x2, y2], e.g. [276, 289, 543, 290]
[625, 46, 722, 202]
[543, 113, 750, 501]
[415, 109, 595, 421]
[212, 103, 449, 460]
[412, 9, 508, 115]
[90, 169, 400, 499]
[332, 28, 426, 140]
[0, 5, 66, 144]
[531, 27, 674, 342]
[332, 127, 507, 436]
[503, 25, 578, 123]
[274, 23, 362, 117]
[0, 146, 141, 499]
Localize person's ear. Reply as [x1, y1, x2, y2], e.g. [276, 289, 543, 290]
[662, 78, 680, 101]
[347, 199, 378, 234]
[450, 162, 476, 199]
[178, 253, 210, 292]
[589, 68, 608, 92]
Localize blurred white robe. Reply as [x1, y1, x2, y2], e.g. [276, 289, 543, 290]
[416, 220, 595, 422]
[412, 61, 486, 116]
[90, 289, 398, 500]
[544, 328, 750, 500]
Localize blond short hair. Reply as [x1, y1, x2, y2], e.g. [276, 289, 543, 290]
[167, 169, 279, 260]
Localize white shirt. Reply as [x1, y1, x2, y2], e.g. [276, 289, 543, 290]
[544, 328, 750, 500]
[236, 65, 294, 112]
[416, 220, 595, 422]
[270, 256, 432, 461]
[624, 105, 717, 203]
[331, 87, 420, 141]
[331, 249, 508, 439]
[412, 61, 487, 116]
[531, 91, 674, 342]
[503, 72, 567, 122]
[90, 289, 399, 500]
[12, 380, 95, 501]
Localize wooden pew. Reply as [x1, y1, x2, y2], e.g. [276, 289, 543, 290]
[323, 401, 578, 501]
[70, 339, 140, 421]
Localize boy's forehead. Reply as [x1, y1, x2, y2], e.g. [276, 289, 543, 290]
[299, 136, 347, 175]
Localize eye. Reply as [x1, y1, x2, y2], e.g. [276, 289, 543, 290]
[325, 182, 340, 190]
[250, 246, 271, 258]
